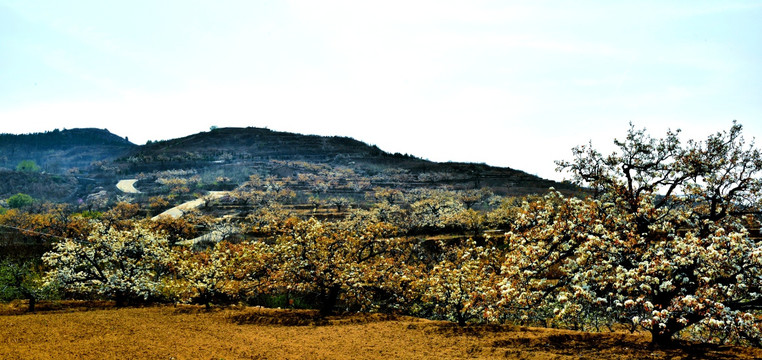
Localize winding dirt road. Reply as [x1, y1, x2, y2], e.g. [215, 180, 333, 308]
[151, 191, 228, 221]
[116, 179, 141, 194]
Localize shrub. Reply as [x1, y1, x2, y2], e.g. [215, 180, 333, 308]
[7, 193, 34, 209]
[16, 160, 40, 173]
[0, 259, 58, 311]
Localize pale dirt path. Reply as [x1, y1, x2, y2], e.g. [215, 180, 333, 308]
[116, 179, 141, 194]
[151, 191, 228, 221]
[176, 223, 237, 246]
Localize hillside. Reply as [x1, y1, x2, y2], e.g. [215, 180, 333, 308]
[0, 128, 136, 173]
[0, 126, 576, 203]
[0, 169, 79, 202]
[118, 127, 405, 172]
[116, 127, 575, 196]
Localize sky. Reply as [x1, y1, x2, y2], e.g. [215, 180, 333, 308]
[1, 1, 761, 181]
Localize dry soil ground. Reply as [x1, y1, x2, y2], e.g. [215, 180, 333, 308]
[1, 301, 761, 360]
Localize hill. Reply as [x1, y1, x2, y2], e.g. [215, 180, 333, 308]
[117, 126, 407, 174]
[0, 128, 136, 173]
[0, 169, 79, 203]
[0, 126, 576, 203]
[116, 127, 575, 196]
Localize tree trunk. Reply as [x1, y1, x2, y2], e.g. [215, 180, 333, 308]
[319, 285, 341, 317]
[650, 328, 676, 348]
[650, 315, 694, 348]
[455, 303, 466, 326]
[456, 314, 466, 327]
[115, 293, 127, 308]
[27, 296, 36, 313]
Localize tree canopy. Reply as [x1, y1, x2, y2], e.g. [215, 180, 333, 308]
[501, 122, 762, 346]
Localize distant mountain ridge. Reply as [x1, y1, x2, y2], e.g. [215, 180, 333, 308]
[0, 128, 136, 172]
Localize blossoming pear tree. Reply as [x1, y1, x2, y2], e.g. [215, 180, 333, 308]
[501, 123, 762, 346]
[42, 221, 173, 306]
[415, 238, 502, 325]
[273, 217, 402, 316]
[171, 240, 274, 308]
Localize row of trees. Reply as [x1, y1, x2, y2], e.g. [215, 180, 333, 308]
[40, 216, 505, 323]
[4, 123, 762, 347]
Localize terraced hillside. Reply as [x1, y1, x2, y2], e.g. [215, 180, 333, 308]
[116, 127, 576, 196]
[0, 126, 577, 206]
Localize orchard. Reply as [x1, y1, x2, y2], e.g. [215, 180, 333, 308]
[2, 123, 761, 348]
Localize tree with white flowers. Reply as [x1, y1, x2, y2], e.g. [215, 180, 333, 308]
[407, 189, 467, 233]
[42, 221, 173, 306]
[500, 123, 762, 346]
[415, 238, 502, 325]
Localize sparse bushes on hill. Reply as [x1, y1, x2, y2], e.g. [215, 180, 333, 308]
[0, 170, 77, 203]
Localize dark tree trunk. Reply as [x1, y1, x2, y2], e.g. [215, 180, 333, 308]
[319, 285, 341, 317]
[650, 328, 677, 348]
[649, 312, 696, 348]
[456, 314, 466, 327]
[27, 296, 36, 313]
[455, 303, 466, 326]
[115, 294, 127, 308]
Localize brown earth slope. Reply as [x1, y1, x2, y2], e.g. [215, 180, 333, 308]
[1, 303, 761, 359]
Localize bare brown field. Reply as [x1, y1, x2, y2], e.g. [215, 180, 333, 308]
[2, 302, 761, 360]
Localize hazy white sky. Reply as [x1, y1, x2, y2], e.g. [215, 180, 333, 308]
[1, 1, 761, 180]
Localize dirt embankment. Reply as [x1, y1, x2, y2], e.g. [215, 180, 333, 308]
[1, 303, 761, 360]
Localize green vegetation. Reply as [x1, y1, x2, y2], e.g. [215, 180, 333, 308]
[16, 160, 40, 173]
[0, 259, 56, 312]
[76, 210, 102, 219]
[7, 193, 34, 209]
